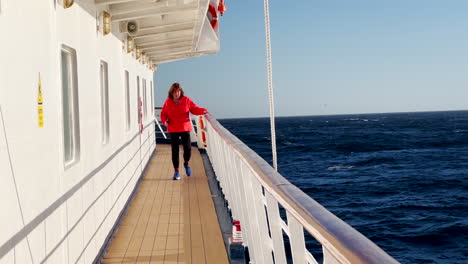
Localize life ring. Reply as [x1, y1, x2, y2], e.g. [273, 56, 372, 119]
[218, 0, 226, 16]
[208, 4, 219, 29]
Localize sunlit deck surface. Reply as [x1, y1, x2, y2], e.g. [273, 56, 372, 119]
[102, 144, 228, 264]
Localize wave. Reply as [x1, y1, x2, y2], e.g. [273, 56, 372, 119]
[386, 222, 468, 245]
[327, 165, 354, 171]
[350, 157, 396, 167]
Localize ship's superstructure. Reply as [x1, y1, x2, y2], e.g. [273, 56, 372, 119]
[0, 0, 220, 262]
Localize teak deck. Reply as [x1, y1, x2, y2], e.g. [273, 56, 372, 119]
[102, 144, 229, 264]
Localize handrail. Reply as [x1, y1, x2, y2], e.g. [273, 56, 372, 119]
[153, 107, 167, 139]
[203, 113, 399, 264]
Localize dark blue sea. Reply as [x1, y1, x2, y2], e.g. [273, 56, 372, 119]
[219, 111, 468, 264]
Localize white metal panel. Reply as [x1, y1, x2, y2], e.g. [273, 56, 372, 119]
[28, 223, 46, 264]
[0, 107, 24, 250]
[0, 250, 13, 264]
[66, 191, 84, 263]
[44, 203, 67, 264]
[81, 182, 98, 264]
[15, 240, 33, 264]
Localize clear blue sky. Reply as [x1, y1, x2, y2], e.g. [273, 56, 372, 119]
[154, 0, 468, 119]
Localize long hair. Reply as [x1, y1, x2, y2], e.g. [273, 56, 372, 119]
[168, 82, 185, 99]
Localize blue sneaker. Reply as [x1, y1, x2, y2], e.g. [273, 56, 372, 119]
[173, 171, 180, 180]
[184, 164, 192, 176]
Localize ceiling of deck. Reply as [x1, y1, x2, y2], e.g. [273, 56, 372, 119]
[96, 0, 219, 66]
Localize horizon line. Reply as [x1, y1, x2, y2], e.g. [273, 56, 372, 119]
[216, 109, 468, 120]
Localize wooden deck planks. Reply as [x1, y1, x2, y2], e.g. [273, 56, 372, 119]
[102, 144, 228, 264]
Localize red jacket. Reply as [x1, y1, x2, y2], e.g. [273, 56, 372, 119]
[160, 96, 207, 133]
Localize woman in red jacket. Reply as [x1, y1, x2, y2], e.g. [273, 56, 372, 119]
[161, 83, 207, 180]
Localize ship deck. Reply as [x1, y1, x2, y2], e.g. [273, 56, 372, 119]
[101, 144, 229, 264]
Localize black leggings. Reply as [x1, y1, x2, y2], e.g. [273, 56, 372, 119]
[170, 132, 191, 169]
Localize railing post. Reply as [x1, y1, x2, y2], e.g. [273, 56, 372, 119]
[265, 192, 287, 264]
[225, 146, 240, 219]
[323, 247, 341, 264]
[287, 212, 307, 264]
[249, 176, 274, 263]
[237, 162, 261, 263]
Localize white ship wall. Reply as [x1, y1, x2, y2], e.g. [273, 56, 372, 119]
[0, 1, 156, 263]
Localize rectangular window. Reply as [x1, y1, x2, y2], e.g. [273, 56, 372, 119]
[124, 70, 131, 131]
[143, 79, 147, 120]
[150, 81, 154, 118]
[137, 76, 140, 126]
[100, 61, 110, 144]
[60, 45, 80, 167]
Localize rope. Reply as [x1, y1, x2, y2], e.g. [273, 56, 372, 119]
[263, 0, 278, 171]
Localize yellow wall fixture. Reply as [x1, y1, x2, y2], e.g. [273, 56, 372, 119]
[126, 36, 134, 53]
[62, 0, 74, 8]
[102, 11, 112, 35]
[37, 73, 44, 127]
[136, 48, 141, 60]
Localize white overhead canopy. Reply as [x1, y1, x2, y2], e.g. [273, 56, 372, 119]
[96, 0, 220, 66]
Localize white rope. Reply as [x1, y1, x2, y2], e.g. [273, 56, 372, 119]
[263, 0, 278, 171]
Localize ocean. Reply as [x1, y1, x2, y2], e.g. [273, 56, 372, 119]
[219, 110, 468, 264]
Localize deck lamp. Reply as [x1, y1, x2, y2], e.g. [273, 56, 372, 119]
[62, 0, 74, 8]
[102, 11, 112, 35]
[126, 36, 134, 53]
[136, 48, 141, 60]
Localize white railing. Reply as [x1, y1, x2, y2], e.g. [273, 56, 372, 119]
[198, 114, 399, 264]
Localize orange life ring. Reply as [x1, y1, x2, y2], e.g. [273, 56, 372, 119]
[208, 4, 219, 29]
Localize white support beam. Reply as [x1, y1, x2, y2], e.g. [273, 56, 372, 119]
[149, 50, 215, 62]
[111, 4, 197, 22]
[133, 27, 193, 40]
[137, 36, 193, 48]
[139, 21, 194, 34]
[146, 47, 192, 56]
[150, 50, 216, 64]
[109, 0, 169, 16]
[132, 30, 193, 45]
[95, 0, 139, 6]
[140, 41, 192, 52]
